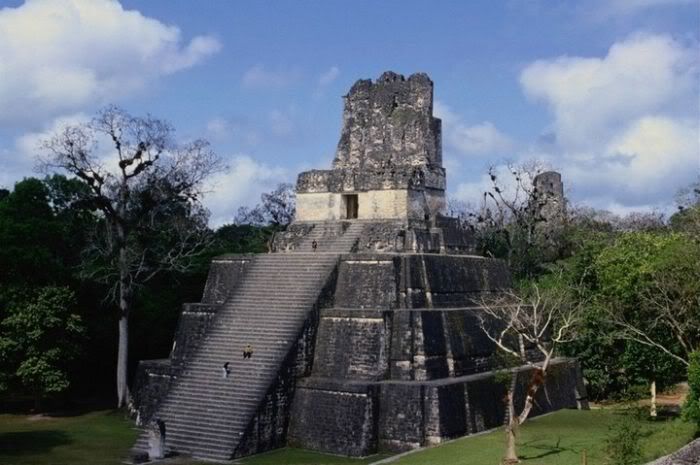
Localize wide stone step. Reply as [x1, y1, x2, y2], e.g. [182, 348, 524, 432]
[166, 385, 269, 400]
[160, 404, 257, 421]
[190, 348, 289, 360]
[204, 326, 300, 336]
[162, 431, 235, 452]
[160, 404, 255, 423]
[183, 361, 282, 374]
[220, 312, 308, 320]
[158, 414, 246, 433]
[164, 384, 265, 399]
[224, 299, 312, 307]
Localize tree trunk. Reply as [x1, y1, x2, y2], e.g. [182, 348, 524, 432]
[650, 380, 657, 418]
[116, 309, 129, 407]
[503, 379, 519, 464]
[116, 242, 131, 408]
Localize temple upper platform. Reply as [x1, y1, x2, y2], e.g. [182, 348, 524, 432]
[295, 71, 446, 222]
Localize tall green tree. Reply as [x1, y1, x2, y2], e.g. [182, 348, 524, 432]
[39, 106, 223, 407]
[0, 287, 85, 410]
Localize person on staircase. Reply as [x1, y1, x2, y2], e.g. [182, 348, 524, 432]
[243, 344, 254, 359]
[311, 239, 318, 252]
[222, 362, 230, 379]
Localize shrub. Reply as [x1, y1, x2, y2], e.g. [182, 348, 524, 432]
[605, 412, 644, 465]
[683, 351, 700, 426]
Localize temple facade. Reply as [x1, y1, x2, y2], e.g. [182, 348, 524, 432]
[129, 72, 587, 463]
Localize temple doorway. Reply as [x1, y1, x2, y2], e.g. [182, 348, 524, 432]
[343, 194, 359, 219]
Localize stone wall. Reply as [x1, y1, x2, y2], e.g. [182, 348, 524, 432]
[274, 220, 476, 255]
[333, 72, 442, 170]
[201, 255, 255, 304]
[380, 358, 584, 451]
[296, 165, 446, 194]
[295, 188, 445, 222]
[130, 303, 221, 425]
[332, 253, 511, 309]
[290, 359, 584, 456]
[286, 252, 585, 457]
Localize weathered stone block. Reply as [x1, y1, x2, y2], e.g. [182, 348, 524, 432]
[202, 255, 255, 304]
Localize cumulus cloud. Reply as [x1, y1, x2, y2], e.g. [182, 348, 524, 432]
[519, 33, 700, 211]
[241, 65, 301, 90]
[0, 0, 221, 126]
[520, 34, 697, 150]
[203, 155, 289, 227]
[434, 101, 513, 156]
[0, 113, 90, 188]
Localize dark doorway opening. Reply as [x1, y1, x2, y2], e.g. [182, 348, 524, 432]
[344, 194, 358, 219]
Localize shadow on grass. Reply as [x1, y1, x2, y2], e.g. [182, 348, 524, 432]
[519, 437, 582, 461]
[0, 430, 72, 456]
[46, 407, 123, 418]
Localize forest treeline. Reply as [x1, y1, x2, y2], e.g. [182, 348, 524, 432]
[0, 175, 289, 409]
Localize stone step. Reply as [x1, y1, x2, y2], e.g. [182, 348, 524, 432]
[159, 404, 257, 422]
[165, 385, 269, 401]
[156, 414, 246, 432]
[159, 404, 255, 423]
[165, 385, 270, 400]
[136, 252, 341, 458]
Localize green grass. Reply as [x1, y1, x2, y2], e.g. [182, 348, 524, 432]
[236, 449, 388, 465]
[0, 409, 138, 465]
[0, 408, 694, 465]
[392, 409, 696, 465]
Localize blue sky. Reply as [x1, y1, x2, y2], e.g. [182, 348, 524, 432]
[0, 0, 698, 225]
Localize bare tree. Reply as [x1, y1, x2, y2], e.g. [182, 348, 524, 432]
[469, 161, 566, 277]
[672, 178, 700, 235]
[234, 183, 296, 227]
[39, 106, 223, 407]
[606, 269, 700, 369]
[260, 183, 295, 226]
[477, 284, 583, 464]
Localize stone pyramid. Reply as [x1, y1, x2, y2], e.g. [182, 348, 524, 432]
[130, 71, 586, 462]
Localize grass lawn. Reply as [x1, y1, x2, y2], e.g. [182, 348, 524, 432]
[0, 409, 137, 465]
[0, 408, 694, 465]
[235, 449, 388, 465]
[392, 408, 696, 465]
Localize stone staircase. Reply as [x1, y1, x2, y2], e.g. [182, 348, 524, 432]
[131, 223, 364, 462]
[295, 221, 363, 253]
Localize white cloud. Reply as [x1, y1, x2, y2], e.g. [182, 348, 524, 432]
[318, 66, 340, 86]
[518, 33, 700, 211]
[0, 113, 89, 188]
[203, 155, 289, 227]
[241, 65, 301, 90]
[0, 0, 221, 126]
[434, 101, 513, 156]
[520, 34, 697, 150]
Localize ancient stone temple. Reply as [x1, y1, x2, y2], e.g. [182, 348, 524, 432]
[130, 71, 586, 462]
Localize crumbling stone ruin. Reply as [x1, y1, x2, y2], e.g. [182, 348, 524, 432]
[532, 171, 566, 226]
[531, 171, 567, 256]
[130, 71, 586, 462]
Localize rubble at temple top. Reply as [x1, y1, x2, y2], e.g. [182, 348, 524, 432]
[332, 71, 442, 170]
